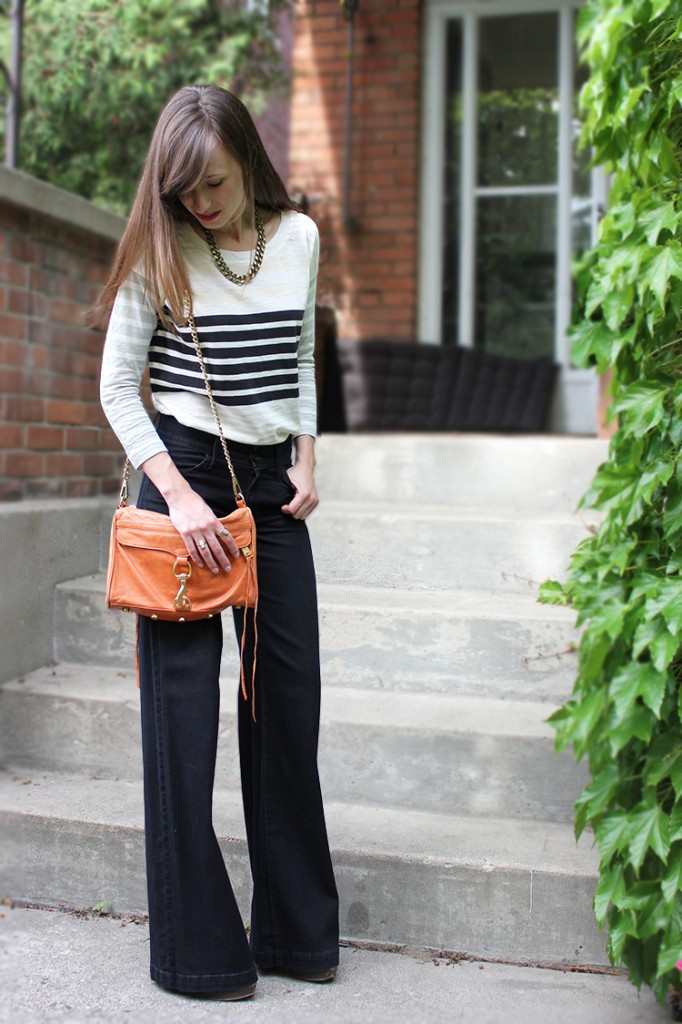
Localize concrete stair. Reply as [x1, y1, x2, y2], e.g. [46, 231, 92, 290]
[0, 434, 609, 967]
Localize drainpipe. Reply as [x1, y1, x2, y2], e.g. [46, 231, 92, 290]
[2, 0, 24, 168]
[340, 0, 358, 227]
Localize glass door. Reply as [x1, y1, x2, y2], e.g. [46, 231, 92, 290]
[420, 1, 601, 433]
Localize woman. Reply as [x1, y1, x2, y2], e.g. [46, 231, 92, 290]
[97, 85, 339, 1002]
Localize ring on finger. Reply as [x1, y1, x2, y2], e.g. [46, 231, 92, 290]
[198, 539, 207, 549]
[219, 528, 229, 537]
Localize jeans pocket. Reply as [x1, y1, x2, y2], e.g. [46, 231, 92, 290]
[136, 474, 168, 514]
[280, 467, 296, 500]
[165, 439, 211, 475]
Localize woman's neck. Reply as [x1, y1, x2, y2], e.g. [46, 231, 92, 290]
[209, 209, 255, 251]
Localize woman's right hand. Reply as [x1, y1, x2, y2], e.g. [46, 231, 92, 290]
[140, 451, 240, 573]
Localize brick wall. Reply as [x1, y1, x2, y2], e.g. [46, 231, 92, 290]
[255, 6, 294, 185]
[289, 0, 421, 342]
[0, 171, 124, 501]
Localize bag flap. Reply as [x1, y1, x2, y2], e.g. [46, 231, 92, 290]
[113, 505, 254, 553]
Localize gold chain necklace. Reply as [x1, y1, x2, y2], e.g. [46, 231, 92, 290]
[204, 208, 266, 285]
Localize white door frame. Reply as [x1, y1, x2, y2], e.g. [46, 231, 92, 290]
[418, 0, 600, 434]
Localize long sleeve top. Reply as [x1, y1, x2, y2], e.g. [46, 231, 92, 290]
[100, 210, 318, 469]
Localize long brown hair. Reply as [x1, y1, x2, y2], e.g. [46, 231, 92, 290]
[91, 85, 297, 330]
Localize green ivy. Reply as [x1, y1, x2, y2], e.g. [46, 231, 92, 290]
[539, 0, 682, 1005]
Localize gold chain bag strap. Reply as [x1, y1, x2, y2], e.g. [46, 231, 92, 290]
[105, 295, 258, 713]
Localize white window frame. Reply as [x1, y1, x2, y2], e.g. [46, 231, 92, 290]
[419, 0, 601, 432]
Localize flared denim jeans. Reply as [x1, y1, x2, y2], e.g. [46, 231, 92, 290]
[135, 414, 339, 994]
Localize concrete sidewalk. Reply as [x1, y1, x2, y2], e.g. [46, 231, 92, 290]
[0, 905, 669, 1024]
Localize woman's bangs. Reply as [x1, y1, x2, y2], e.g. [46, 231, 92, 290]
[161, 128, 216, 199]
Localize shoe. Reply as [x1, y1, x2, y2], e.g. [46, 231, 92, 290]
[288, 966, 337, 983]
[199, 983, 257, 1001]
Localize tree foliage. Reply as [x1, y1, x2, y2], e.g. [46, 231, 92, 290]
[0, 0, 288, 212]
[539, 0, 682, 1005]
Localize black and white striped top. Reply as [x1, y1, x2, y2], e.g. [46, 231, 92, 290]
[100, 211, 318, 469]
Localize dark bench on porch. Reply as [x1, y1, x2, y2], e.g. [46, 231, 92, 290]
[318, 337, 558, 433]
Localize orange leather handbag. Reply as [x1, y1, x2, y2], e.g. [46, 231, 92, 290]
[106, 502, 257, 622]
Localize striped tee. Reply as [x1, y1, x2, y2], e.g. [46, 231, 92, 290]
[100, 210, 318, 469]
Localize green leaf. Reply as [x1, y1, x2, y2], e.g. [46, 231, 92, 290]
[611, 383, 666, 436]
[646, 582, 682, 636]
[641, 244, 682, 306]
[670, 803, 682, 843]
[563, 686, 609, 757]
[594, 862, 626, 925]
[619, 879, 661, 911]
[574, 764, 620, 838]
[609, 704, 655, 756]
[663, 489, 682, 544]
[662, 845, 682, 903]
[588, 599, 627, 642]
[638, 895, 671, 940]
[610, 662, 667, 720]
[607, 908, 636, 965]
[646, 734, 682, 799]
[537, 580, 567, 605]
[625, 803, 671, 872]
[595, 811, 631, 865]
[639, 201, 679, 246]
[657, 939, 682, 976]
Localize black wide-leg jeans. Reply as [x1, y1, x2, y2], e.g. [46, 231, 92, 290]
[135, 414, 339, 994]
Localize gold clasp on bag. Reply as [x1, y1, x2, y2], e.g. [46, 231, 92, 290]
[173, 557, 193, 612]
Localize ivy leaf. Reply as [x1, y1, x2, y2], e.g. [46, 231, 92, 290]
[663, 489, 682, 544]
[656, 904, 682, 974]
[564, 686, 609, 758]
[591, 600, 626, 640]
[650, 630, 679, 673]
[670, 803, 682, 843]
[657, 939, 682, 976]
[609, 704, 654, 756]
[595, 811, 632, 865]
[611, 382, 666, 436]
[638, 896, 671, 940]
[646, 582, 682, 636]
[661, 845, 682, 904]
[594, 862, 626, 925]
[625, 803, 671, 872]
[607, 908, 636, 966]
[633, 618, 679, 672]
[619, 879, 662, 911]
[574, 764, 620, 838]
[639, 201, 679, 246]
[645, 734, 682, 797]
[638, 456, 674, 505]
[537, 579, 567, 605]
[640, 244, 682, 306]
[610, 662, 667, 720]
[603, 286, 634, 330]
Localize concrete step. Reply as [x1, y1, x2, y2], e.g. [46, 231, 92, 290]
[0, 664, 587, 822]
[0, 767, 605, 966]
[306, 502, 591, 594]
[274, 435, 609, 513]
[54, 576, 579, 702]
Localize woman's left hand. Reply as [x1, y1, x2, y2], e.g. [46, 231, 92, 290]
[281, 462, 319, 520]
